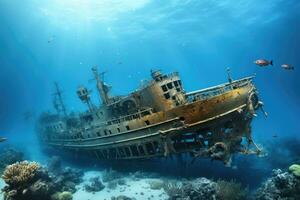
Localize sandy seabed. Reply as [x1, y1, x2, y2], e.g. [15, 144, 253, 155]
[0, 170, 168, 200]
[73, 171, 168, 200]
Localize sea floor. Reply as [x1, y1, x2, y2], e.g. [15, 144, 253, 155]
[73, 171, 168, 200]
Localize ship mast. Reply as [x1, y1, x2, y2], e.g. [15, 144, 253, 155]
[53, 82, 67, 116]
[92, 67, 109, 105]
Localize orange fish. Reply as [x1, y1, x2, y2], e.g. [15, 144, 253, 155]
[254, 59, 273, 67]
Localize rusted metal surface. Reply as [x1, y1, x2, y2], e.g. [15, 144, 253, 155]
[36, 69, 263, 165]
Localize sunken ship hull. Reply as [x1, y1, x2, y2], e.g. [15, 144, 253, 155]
[37, 69, 264, 164]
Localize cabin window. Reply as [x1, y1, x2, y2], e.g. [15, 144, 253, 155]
[117, 128, 120, 133]
[153, 141, 159, 153]
[109, 130, 112, 134]
[138, 145, 145, 155]
[176, 88, 181, 92]
[124, 147, 131, 157]
[146, 143, 155, 155]
[104, 130, 107, 135]
[164, 93, 170, 99]
[109, 149, 117, 158]
[118, 148, 126, 158]
[167, 82, 173, 89]
[161, 85, 168, 92]
[130, 145, 139, 156]
[97, 132, 101, 136]
[126, 125, 130, 130]
[145, 120, 150, 125]
[102, 150, 108, 159]
[174, 81, 179, 87]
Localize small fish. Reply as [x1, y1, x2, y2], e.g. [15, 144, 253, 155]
[254, 59, 273, 67]
[281, 64, 294, 70]
[0, 137, 7, 143]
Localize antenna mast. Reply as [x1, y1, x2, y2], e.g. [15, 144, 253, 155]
[92, 67, 110, 105]
[53, 82, 67, 116]
[226, 67, 233, 83]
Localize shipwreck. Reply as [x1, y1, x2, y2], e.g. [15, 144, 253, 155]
[37, 68, 265, 165]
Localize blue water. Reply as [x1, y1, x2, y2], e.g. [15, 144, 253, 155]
[1, 0, 300, 189]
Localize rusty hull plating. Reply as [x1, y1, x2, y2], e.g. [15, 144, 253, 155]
[37, 69, 263, 165]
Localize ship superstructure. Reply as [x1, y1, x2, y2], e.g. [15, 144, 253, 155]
[37, 68, 264, 165]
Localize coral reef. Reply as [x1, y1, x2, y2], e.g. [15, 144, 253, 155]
[289, 164, 300, 177]
[84, 177, 105, 192]
[163, 178, 248, 200]
[255, 168, 300, 200]
[51, 191, 73, 200]
[1, 159, 83, 200]
[2, 161, 40, 187]
[216, 180, 247, 200]
[1, 161, 55, 200]
[164, 178, 218, 200]
[163, 180, 183, 198]
[0, 148, 24, 172]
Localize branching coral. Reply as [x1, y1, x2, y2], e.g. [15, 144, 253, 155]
[162, 180, 183, 197]
[2, 161, 40, 187]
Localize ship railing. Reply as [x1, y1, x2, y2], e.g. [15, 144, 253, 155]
[94, 108, 154, 127]
[186, 76, 254, 102]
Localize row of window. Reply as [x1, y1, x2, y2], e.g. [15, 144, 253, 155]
[161, 80, 182, 100]
[107, 110, 152, 126]
[45, 123, 63, 132]
[161, 80, 182, 92]
[47, 120, 152, 141]
[93, 142, 160, 159]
